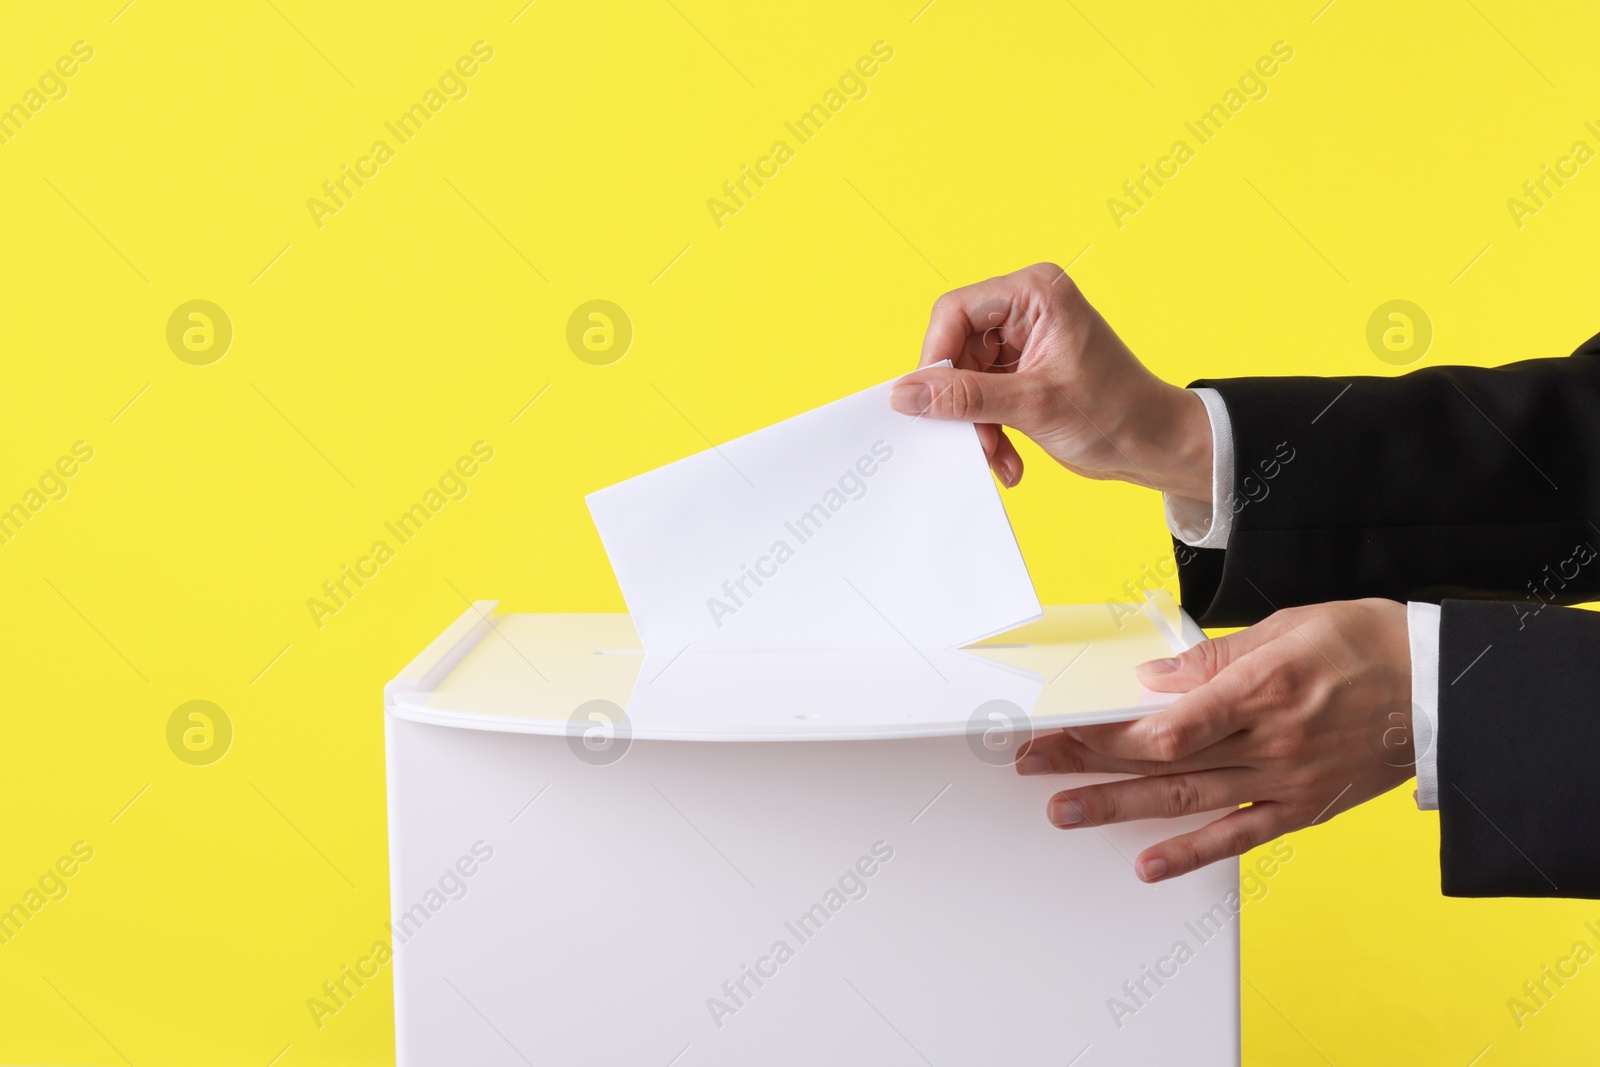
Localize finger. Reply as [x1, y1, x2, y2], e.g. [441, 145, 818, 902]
[988, 426, 1024, 487]
[1046, 769, 1252, 829]
[974, 424, 1022, 486]
[975, 422, 1000, 463]
[1017, 728, 1244, 777]
[1066, 672, 1260, 763]
[1133, 803, 1287, 883]
[959, 311, 1026, 374]
[888, 367, 1049, 434]
[1133, 612, 1298, 694]
[919, 277, 1027, 370]
[1016, 730, 1188, 778]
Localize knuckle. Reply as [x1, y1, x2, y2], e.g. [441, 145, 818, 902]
[1026, 262, 1080, 302]
[1189, 637, 1231, 679]
[1258, 731, 1303, 763]
[1253, 676, 1292, 713]
[1051, 743, 1086, 775]
[1236, 662, 1292, 710]
[1147, 717, 1188, 761]
[1027, 261, 1063, 281]
[1165, 777, 1204, 817]
[1221, 822, 1257, 859]
[1280, 730, 1313, 762]
[1258, 610, 1299, 641]
[1282, 769, 1319, 798]
[939, 375, 980, 420]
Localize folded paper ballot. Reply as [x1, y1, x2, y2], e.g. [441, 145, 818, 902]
[586, 365, 1042, 653]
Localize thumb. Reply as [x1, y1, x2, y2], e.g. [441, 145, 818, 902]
[1134, 613, 1293, 692]
[889, 367, 1046, 430]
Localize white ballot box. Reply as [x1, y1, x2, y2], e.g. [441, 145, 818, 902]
[384, 601, 1239, 1066]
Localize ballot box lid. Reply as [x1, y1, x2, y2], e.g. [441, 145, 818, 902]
[383, 599, 1200, 742]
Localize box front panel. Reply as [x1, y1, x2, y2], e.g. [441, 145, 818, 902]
[385, 714, 1239, 1066]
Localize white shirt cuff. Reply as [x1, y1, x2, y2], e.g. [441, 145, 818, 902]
[1163, 387, 1234, 549]
[1408, 601, 1441, 810]
[1159, 391, 1440, 811]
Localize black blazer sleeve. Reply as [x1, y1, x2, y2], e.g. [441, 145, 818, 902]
[1175, 330, 1600, 626]
[1436, 598, 1600, 897]
[1173, 332, 1600, 899]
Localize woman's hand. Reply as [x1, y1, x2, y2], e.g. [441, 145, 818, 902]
[891, 262, 1211, 500]
[1016, 598, 1416, 882]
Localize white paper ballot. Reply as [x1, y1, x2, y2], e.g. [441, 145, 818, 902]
[586, 366, 1042, 653]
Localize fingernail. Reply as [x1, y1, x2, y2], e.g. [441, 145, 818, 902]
[995, 462, 1013, 487]
[1015, 753, 1047, 775]
[890, 382, 932, 415]
[1138, 857, 1169, 882]
[1051, 799, 1085, 827]
[1136, 657, 1179, 676]
[1064, 728, 1084, 743]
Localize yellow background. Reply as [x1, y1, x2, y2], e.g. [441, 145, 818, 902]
[3, 0, 1598, 1063]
